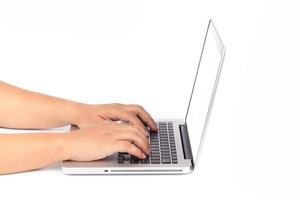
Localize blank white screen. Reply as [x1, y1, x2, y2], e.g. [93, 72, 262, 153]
[185, 24, 223, 161]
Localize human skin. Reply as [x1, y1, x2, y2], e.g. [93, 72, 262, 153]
[0, 81, 157, 175]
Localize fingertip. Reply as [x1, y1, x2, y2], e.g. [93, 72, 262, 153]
[150, 124, 158, 131]
[136, 151, 146, 159]
[142, 153, 146, 159]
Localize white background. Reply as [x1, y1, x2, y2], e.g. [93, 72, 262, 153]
[0, 0, 300, 199]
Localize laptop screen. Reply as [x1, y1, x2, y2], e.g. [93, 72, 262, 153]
[185, 20, 225, 166]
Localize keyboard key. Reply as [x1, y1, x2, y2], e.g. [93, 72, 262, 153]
[141, 160, 150, 164]
[151, 159, 161, 164]
[151, 155, 160, 159]
[118, 152, 130, 164]
[160, 139, 168, 143]
[130, 156, 140, 164]
[162, 159, 171, 164]
[141, 156, 150, 164]
[151, 144, 159, 148]
[159, 134, 167, 137]
[152, 152, 160, 155]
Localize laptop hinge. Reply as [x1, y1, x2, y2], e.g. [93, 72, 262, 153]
[179, 124, 194, 168]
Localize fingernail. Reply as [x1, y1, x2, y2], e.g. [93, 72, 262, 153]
[142, 153, 146, 158]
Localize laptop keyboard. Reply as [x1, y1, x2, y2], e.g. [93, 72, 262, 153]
[118, 121, 178, 164]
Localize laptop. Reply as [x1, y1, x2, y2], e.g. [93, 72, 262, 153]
[62, 19, 226, 175]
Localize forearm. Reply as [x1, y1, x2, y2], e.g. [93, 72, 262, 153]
[0, 81, 81, 129]
[0, 133, 70, 175]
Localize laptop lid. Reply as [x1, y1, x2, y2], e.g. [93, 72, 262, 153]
[185, 19, 225, 169]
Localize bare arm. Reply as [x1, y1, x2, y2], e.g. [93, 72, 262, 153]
[0, 132, 68, 174]
[0, 81, 157, 131]
[0, 81, 77, 129]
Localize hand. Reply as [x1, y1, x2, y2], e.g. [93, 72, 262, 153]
[73, 103, 157, 132]
[64, 120, 150, 161]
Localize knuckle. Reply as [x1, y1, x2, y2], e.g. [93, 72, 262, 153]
[130, 104, 143, 109]
[138, 105, 145, 110]
[119, 141, 132, 151]
[125, 111, 135, 118]
[135, 104, 142, 108]
[126, 109, 137, 116]
[127, 114, 136, 121]
[135, 104, 144, 110]
[126, 143, 138, 153]
[124, 142, 133, 149]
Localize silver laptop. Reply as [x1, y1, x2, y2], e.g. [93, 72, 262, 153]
[62, 19, 226, 175]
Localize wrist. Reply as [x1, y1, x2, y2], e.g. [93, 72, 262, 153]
[63, 101, 87, 126]
[61, 132, 78, 161]
[45, 133, 74, 162]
